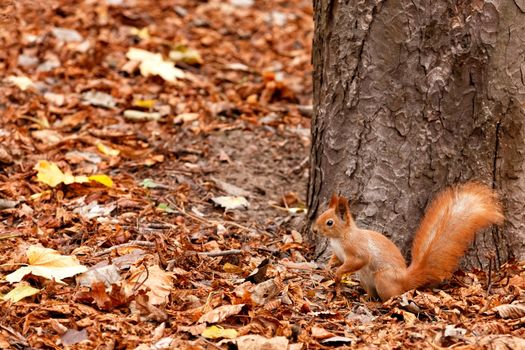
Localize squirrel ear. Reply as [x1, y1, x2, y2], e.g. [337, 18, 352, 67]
[329, 194, 338, 209]
[337, 197, 351, 223]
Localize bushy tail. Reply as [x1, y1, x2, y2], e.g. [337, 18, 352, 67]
[404, 182, 504, 291]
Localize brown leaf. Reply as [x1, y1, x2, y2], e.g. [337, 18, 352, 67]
[198, 304, 245, 324]
[493, 303, 525, 319]
[134, 291, 168, 322]
[76, 282, 127, 311]
[310, 325, 334, 339]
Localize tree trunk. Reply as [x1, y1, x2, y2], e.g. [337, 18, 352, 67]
[308, 0, 525, 267]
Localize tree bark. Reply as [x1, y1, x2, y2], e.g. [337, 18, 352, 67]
[309, 0, 525, 267]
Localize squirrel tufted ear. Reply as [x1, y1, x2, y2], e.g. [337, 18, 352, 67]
[337, 197, 351, 223]
[329, 194, 338, 209]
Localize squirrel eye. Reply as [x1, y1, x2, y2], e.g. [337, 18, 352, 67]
[326, 219, 334, 227]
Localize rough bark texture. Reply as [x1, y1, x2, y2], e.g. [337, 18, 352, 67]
[309, 0, 525, 266]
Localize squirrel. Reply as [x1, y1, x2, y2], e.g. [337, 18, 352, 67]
[312, 182, 504, 301]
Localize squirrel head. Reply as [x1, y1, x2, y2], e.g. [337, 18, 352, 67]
[313, 194, 355, 238]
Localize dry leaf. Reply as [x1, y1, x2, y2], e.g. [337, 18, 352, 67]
[201, 325, 238, 339]
[76, 282, 127, 311]
[123, 110, 162, 121]
[6, 245, 87, 283]
[34, 160, 113, 188]
[493, 304, 525, 319]
[211, 196, 249, 210]
[123, 265, 172, 305]
[6, 76, 34, 90]
[169, 46, 203, 65]
[96, 143, 120, 156]
[220, 335, 289, 350]
[2, 283, 40, 302]
[198, 304, 245, 324]
[126, 48, 185, 82]
[310, 325, 334, 339]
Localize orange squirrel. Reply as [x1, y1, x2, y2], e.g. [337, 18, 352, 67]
[313, 182, 504, 301]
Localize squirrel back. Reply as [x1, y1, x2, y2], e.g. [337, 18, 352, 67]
[404, 182, 504, 291]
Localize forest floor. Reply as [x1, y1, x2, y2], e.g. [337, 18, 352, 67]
[0, 0, 524, 349]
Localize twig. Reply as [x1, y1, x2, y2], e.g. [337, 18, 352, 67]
[94, 240, 156, 256]
[197, 249, 243, 257]
[167, 201, 273, 237]
[0, 233, 23, 240]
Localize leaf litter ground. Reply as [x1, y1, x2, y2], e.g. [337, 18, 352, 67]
[0, 1, 523, 349]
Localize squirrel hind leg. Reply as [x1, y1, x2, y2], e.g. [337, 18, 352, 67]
[374, 269, 407, 301]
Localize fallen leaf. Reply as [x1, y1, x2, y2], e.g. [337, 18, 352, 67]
[51, 27, 83, 42]
[169, 46, 203, 65]
[133, 99, 156, 108]
[321, 336, 353, 345]
[61, 329, 88, 346]
[493, 303, 525, 319]
[81, 91, 116, 109]
[34, 160, 113, 188]
[220, 335, 288, 350]
[310, 325, 334, 339]
[2, 283, 40, 302]
[6, 245, 87, 283]
[130, 27, 150, 40]
[141, 178, 163, 188]
[123, 265, 172, 305]
[77, 264, 121, 287]
[198, 304, 245, 324]
[6, 76, 34, 90]
[173, 113, 199, 124]
[211, 196, 249, 210]
[31, 129, 63, 144]
[123, 110, 162, 121]
[223, 263, 243, 274]
[96, 143, 120, 156]
[443, 324, 467, 339]
[76, 282, 128, 311]
[157, 203, 176, 213]
[202, 326, 238, 339]
[87, 175, 113, 187]
[126, 48, 185, 82]
[72, 200, 116, 220]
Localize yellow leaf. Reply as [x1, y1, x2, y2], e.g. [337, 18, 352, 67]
[133, 99, 156, 109]
[202, 326, 238, 339]
[88, 175, 113, 188]
[30, 190, 51, 200]
[223, 263, 242, 274]
[2, 283, 40, 303]
[34, 161, 112, 188]
[169, 47, 203, 65]
[34, 160, 66, 187]
[6, 245, 87, 284]
[130, 27, 150, 40]
[96, 143, 120, 156]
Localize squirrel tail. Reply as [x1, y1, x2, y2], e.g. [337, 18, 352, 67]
[403, 182, 504, 291]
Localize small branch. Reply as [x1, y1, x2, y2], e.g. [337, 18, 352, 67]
[94, 240, 156, 256]
[197, 249, 243, 257]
